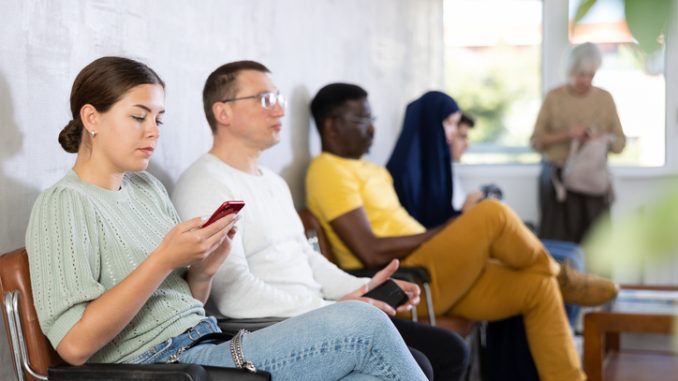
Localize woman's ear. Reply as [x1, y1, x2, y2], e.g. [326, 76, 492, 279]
[80, 104, 99, 134]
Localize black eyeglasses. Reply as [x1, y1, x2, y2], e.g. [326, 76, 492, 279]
[221, 91, 287, 110]
[336, 114, 376, 127]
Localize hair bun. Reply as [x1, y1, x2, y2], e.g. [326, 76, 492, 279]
[58, 119, 82, 153]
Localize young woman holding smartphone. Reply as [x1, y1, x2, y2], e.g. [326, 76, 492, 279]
[25, 56, 426, 381]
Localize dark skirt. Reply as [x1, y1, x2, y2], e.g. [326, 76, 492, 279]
[538, 161, 610, 244]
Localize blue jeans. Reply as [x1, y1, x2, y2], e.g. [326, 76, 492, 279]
[542, 239, 585, 328]
[126, 301, 427, 381]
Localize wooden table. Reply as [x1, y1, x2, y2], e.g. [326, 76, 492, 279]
[583, 285, 678, 381]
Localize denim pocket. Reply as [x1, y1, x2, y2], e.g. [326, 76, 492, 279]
[126, 338, 174, 364]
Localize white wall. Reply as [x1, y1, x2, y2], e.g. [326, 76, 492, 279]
[0, 1, 443, 378]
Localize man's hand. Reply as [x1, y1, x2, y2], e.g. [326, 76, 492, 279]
[392, 278, 421, 314]
[339, 259, 420, 316]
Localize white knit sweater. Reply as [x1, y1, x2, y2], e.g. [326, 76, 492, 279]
[172, 154, 366, 318]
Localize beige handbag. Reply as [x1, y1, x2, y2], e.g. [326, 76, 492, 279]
[553, 134, 614, 201]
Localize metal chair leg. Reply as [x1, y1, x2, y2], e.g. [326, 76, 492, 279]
[4, 291, 25, 381]
[422, 283, 436, 326]
[4, 291, 48, 380]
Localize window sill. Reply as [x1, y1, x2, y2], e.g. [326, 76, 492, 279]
[455, 163, 678, 179]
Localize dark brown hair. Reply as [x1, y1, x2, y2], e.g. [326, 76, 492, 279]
[58, 56, 165, 153]
[459, 113, 475, 128]
[202, 60, 270, 134]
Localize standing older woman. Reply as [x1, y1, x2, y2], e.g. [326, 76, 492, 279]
[531, 42, 626, 244]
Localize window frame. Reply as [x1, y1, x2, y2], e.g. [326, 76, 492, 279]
[450, 0, 678, 177]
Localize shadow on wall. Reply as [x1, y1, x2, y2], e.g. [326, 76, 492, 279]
[279, 84, 312, 209]
[0, 70, 39, 381]
[0, 71, 40, 252]
[147, 160, 174, 195]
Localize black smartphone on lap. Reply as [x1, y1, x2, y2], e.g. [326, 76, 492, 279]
[363, 279, 409, 309]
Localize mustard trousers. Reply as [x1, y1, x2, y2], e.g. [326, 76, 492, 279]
[403, 199, 585, 381]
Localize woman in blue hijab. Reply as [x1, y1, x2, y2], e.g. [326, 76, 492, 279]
[387, 91, 595, 381]
[387, 91, 543, 381]
[386, 91, 461, 229]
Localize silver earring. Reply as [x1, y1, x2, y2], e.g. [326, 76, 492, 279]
[90, 130, 97, 138]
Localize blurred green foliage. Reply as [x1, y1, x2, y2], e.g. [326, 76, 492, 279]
[585, 179, 678, 276]
[573, 0, 673, 55]
[584, 179, 678, 351]
[448, 67, 511, 142]
[445, 44, 540, 144]
[573, 0, 598, 23]
[625, 0, 672, 55]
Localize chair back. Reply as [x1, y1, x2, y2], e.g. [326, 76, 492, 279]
[1, 247, 62, 381]
[298, 208, 337, 263]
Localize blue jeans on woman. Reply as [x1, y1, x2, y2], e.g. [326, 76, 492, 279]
[126, 301, 427, 381]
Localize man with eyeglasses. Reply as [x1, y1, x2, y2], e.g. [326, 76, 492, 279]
[172, 61, 470, 381]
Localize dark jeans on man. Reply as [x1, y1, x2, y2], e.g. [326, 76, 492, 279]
[392, 317, 470, 381]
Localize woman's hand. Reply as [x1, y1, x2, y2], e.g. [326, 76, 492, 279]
[152, 214, 236, 271]
[188, 216, 238, 279]
[569, 123, 588, 141]
[178, 214, 239, 303]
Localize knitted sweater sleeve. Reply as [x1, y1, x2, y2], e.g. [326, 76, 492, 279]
[25, 186, 105, 349]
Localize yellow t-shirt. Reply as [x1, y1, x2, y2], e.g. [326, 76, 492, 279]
[305, 152, 426, 269]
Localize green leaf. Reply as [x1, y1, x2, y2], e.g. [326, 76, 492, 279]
[625, 0, 672, 55]
[573, 0, 598, 23]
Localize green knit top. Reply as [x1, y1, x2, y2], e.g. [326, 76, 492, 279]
[26, 170, 205, 363]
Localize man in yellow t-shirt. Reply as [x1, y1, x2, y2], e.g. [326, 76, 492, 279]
[305, 83, 620, 381]
[307, 152, 426, 269]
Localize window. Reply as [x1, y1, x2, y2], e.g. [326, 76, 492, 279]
[444, 0, 543, 164]
[444, 0, 667, 167]
[570, 0, 665, 166]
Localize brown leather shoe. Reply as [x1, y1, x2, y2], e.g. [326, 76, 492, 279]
[557, 261, 619, 306]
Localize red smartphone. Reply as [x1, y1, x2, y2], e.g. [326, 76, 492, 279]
[201, 200, 245, 228]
